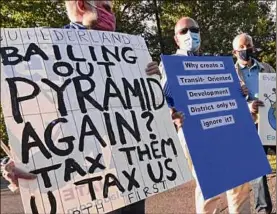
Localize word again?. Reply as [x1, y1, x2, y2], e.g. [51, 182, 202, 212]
[20, 110, 161, 164]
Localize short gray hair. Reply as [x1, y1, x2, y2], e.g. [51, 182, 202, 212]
[232, 33, 253, 50]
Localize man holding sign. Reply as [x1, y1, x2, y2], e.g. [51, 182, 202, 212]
[233, 33, 275, 214]
[0, 0, 118, 182]
[147, 16, 252, 214]
[1, 1, 186, 214]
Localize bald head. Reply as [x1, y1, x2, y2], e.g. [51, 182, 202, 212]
[174, 17, 199, 35]
[174, 17, 201, 52]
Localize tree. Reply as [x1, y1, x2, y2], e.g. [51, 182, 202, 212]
[113, 0, 152, 35]
[0, 0, 68, 28]
[112, 0, 160, 57]
[151, 0, 276, 67]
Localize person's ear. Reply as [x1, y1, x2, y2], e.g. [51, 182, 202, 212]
[76, 0, 86, 14]
[174, 35, 179, 47]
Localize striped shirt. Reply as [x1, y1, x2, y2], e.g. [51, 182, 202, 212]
[63, 22, 87, 30]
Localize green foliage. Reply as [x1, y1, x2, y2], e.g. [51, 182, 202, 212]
[158, 0, 276, 67]
[0, 0, 68, 28]
[268, 155, 276, 173]
[0, 106, 9, 158]
[112, 0, 276, 66]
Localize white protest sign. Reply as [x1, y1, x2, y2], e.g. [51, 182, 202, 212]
[258, 73, 276, 145]
[0, 28, 192, 214]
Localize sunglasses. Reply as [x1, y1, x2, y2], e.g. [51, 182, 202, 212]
[178, 27, 200, 35]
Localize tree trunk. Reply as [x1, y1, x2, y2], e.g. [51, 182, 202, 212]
[153, 0, 164, 54]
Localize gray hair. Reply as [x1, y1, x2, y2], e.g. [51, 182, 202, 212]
[232, 33, 253, 50]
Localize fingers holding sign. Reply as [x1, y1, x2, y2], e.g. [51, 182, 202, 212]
[170, 107, 185, 131]
[1, 157, 36, 191]
[145, 61, 161, 78]
[240, 84, 249, 97]
[250, 100, 264, 114]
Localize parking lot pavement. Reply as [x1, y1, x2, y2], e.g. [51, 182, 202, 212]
[1, 175, 276, 214]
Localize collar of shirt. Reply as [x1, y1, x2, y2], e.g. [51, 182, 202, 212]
[175, 49, 212, 56]
[63, 22, 87, 30]
[238, 58, 259, 71]
[176, 49, 198, 56]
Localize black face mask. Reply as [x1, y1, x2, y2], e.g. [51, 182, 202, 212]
[238, 48, 253, 61]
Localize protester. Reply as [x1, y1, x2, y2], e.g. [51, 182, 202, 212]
[147, 17, 251, 214]
[233, 33, 274, 214]
[1, 1, 183, 214]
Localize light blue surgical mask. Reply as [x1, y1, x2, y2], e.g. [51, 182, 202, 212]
[179, 31, 201, 52]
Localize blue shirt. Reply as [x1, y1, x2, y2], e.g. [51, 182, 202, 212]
[238, 59, 260, 101]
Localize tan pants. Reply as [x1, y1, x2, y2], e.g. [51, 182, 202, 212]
[192, 166, 251, 214]
[182, 141, 251, 214]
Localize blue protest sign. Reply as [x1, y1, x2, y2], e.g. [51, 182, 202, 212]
[160, 55, 272, 199]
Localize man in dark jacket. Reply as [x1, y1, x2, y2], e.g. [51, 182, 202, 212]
[1, 1, 172, 214]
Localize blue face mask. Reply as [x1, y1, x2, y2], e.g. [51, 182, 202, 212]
[179, 31, 201, 52]
[238, 48, 253, 61]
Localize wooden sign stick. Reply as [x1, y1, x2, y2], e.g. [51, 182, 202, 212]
[0, 140, 12, 158]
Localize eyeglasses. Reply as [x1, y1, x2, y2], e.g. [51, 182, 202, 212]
[178, 27, 200, 35]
